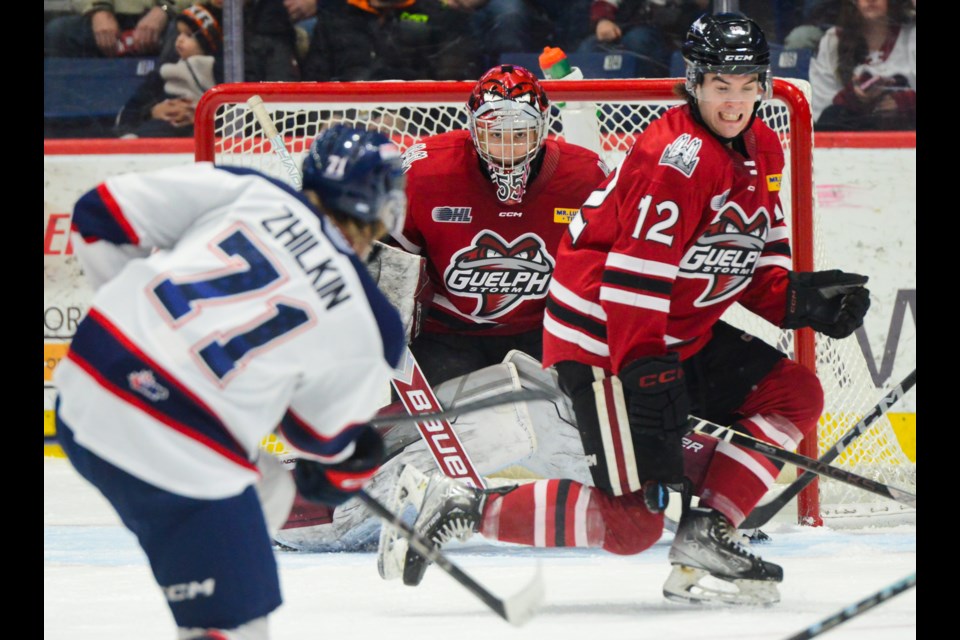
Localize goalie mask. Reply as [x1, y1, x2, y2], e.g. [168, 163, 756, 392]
[302, 124, 407, 239]
[682, 12, 773, 105]
[467, 64, 550, 204]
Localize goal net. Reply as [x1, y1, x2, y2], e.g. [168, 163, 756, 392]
[195, 79, 915, 527]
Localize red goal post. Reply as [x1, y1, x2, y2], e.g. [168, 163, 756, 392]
[195, 79, 913, 527]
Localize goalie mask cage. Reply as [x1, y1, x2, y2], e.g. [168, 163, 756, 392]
[195, 79, 915, 527]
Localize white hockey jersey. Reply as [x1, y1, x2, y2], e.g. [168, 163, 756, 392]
[54, 163, 405, 500]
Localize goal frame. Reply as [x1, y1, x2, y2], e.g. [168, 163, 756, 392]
[195, 78, 825, 522]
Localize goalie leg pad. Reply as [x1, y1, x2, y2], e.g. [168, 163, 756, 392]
[503, 350, 592, 484]
[274, 363, 535, 552]
[377, 464, 430, 580]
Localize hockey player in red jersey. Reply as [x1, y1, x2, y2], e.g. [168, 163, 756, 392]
[383, 13, 871, 606]
[391, 63, 610, 384]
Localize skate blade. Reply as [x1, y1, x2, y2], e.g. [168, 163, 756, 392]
[663, 565, 780, 606]
[377, 465, 429, 580]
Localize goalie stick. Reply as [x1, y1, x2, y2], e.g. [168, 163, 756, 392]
[246, 95, 488, 490]
[741, 368, 916, 529]
[689, 417, 917, 510]
[358, 489, 544, 626]
[784, 571, 916, 640]
[246, 96, 301, 189]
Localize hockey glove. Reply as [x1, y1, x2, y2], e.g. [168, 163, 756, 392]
[293, 424, 385, 507]
[783, 270, 870, 339]
[618, 354, 690, 513]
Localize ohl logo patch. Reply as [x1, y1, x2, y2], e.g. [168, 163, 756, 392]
[679, 202, 769, 306]
[444, 231, 554, 318]
[432, 206, 473, 223]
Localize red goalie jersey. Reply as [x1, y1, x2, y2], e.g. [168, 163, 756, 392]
[393, 129, 609, 336]
[543, 104, 794, 373]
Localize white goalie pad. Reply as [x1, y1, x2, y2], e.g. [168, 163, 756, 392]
[502, 350, 592, 484]
[273, 361, 537, 552]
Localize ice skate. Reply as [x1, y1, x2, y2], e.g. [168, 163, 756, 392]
[400, 473, 489, 587]
[377, 464, 431, 580]
[664, 507, 783, 606]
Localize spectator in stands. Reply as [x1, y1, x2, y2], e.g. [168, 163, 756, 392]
[301, 0, 479, 81]
[576, 0, 708, 78]
[114, 2, 222, 138]
[809, 0, 916, 131]
[243, 0, 302, 81]
[45, 1, 192, 58]
[782, 1, 842, 52]
[283, 0, 319, 59]
[444, 1, 592, 71]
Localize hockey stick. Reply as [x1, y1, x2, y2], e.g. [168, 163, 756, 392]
[246, 96, 487, 489]
[390, 349, 487, 488]
[358, 489, 544, 626]
[783, 572, 916, 640]
[246, 96, 302, 189]
[741, 368, 916, 529]
[689, 418, 917, 509]
[368, 388, 557, 427]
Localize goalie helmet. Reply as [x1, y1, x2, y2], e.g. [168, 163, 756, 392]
[682, 12, 772, 101]
[302, 124, 407, 238]
[467, 64, 550, 204]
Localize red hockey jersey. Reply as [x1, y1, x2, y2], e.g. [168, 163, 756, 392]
[543, 104, 794, 373]
[394, 129, 609, 336]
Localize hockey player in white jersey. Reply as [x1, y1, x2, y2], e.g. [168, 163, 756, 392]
[54, 124, 408, 640]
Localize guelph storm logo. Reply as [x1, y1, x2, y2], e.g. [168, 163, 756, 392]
[444, 231, 554, 318]
[680, 201, 769, 306]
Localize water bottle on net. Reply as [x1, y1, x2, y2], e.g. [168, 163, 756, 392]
[538, 47, 601, 154]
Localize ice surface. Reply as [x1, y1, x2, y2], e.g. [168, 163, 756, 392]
[44, 457, 916, 640]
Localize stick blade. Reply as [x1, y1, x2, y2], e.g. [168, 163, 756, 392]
[501, 561, 546, 627]
[889, 487, 917, 509]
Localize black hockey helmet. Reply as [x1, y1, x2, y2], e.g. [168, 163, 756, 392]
[681, 12, 772, 100]
[302, 124, 406, 237]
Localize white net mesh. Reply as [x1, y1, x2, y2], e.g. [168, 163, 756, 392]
[198, 79, 914, 525]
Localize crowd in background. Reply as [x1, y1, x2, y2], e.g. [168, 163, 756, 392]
[43, 0, 916, 138]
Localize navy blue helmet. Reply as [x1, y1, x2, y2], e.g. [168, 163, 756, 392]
[682, 12, 772, 99]
[301, 124, 406, 237]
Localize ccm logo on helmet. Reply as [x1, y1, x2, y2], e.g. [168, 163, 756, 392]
[723, 54, 755, 61]
[636, 367, 684, 388]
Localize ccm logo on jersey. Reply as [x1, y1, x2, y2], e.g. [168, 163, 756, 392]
[767, 174, 782, 191]
[553, 208, 579, 224]
[164, 578, 215, 602]
[659, 133, 702, 177]
[432, 206, 473, 223]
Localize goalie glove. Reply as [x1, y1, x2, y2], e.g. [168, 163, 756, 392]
[783, 270, 871, 339]
[618, 354, 690, 513]
[293, 424, 385, 506]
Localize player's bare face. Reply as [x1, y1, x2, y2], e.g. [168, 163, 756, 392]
[476, 124, 539, 168]
[696, 73, 763, 140]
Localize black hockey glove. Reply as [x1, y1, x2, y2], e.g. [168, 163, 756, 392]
[783, 270, 871, 339]
[618, 354, 690, 514]
[293, 424, 385, 507]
